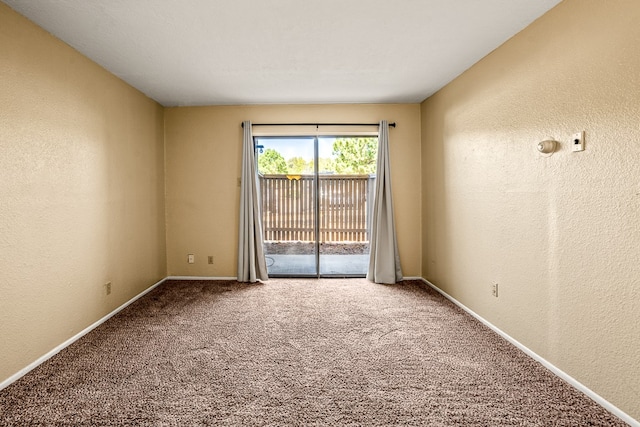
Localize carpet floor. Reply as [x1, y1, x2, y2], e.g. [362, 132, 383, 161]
[0, 279, 628, 426]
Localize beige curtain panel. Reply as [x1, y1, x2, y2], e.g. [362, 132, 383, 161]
[367, 120, 403, 284]
[237, 121, 268, 282]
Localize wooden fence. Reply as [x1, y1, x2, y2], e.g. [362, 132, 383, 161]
[260, 174, 374, 242]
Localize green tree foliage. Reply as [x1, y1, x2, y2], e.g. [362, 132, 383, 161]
[287, 157, 312, 174]
[258, 148, 287, 174]
[258, 139, 377, 175]
[332, 137, 378, 174]
[286, 157, 336, 174]
[317, 157, 336, 173]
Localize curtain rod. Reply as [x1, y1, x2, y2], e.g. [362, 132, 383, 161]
[241, 122, 396, 128]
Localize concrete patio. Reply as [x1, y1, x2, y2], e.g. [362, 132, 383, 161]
[265, 254, 369, 276]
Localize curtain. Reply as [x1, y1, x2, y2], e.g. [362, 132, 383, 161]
[237, 121, 268, 282]
[367, 120, 403, 284]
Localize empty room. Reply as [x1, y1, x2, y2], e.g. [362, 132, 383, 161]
[1, 0, 638, 425]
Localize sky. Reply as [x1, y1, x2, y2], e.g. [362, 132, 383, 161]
[255, 137, 336, 161]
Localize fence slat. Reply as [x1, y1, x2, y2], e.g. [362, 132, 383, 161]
[260, 174, 372, 243]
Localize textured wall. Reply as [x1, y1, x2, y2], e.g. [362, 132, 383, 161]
[421, 0, 640, 420]
[164, 104, 421, 278]
[0, 4, 166, 383]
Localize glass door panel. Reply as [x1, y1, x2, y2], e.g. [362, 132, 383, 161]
[317, 136, 377, 276]
[256, 137, 318, 276]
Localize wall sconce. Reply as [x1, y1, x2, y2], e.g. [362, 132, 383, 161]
[537, 139, 557, 157]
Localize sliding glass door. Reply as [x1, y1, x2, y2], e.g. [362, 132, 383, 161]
[256, 135, 377, 277]
[317, 137, 374, 276]
[257, 137, 318, 276]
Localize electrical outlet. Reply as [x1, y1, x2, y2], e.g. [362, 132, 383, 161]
[188, 254, 195, 264]
[105, 281, 112, 295]
[208, 256, 214, 264]
[492, 283, 499, 298]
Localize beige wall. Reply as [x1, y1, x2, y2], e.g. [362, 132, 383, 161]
[0, 4, 166, 383]
[421, 0, 640, 420]
[4, 0, 636, 419]
[165, 104, 421, 278]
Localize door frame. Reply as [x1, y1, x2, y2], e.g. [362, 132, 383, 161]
[255, 135, 373, 278]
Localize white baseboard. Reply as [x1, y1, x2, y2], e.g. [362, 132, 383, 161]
[1, 276, 242, 391]
[166, 276, 238, 281]
[0, 277, 167, 392]
[3, 275, 636, 426]
[417, 278, 639, 427]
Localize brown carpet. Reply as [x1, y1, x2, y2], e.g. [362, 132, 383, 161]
[0, 279, 628, 426]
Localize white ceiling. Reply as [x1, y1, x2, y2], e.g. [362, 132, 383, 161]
[3, 0, 562, 107]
